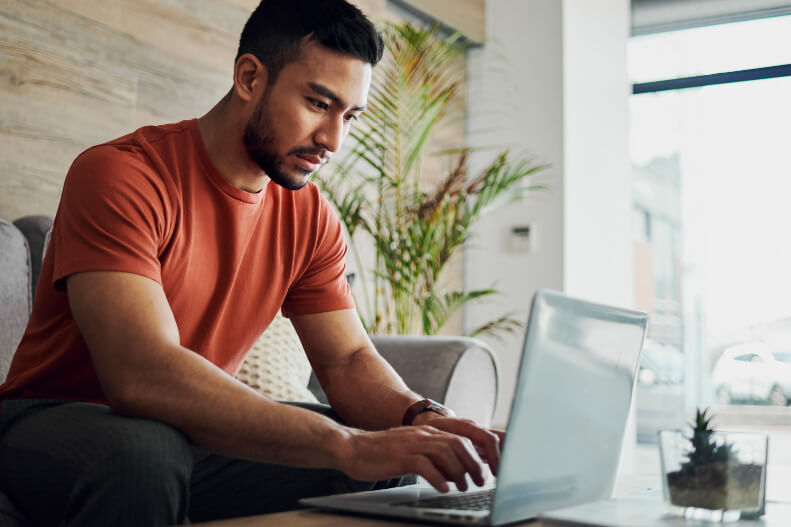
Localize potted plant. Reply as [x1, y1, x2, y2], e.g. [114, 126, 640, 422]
[659, 408, 767, 520]
[317, 22, 546, 337]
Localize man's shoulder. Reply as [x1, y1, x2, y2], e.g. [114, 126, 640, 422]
[80, 119, 194, 161]
[69, 120, 196, 189]
[68, 143, 161, 191]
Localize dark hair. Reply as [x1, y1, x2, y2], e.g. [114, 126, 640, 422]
[236, 0, 384, 82]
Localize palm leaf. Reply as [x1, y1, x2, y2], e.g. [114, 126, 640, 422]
[467, 314, 525, 340]
[420, 289, 500, 335]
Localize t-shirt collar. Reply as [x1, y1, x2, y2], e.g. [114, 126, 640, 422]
[188, 118, 265, 205]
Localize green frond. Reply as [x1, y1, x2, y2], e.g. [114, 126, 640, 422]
[467, 314, 525, 340]
[420, 289, 500, 335]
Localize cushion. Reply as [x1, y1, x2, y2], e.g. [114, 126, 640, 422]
[0, 220, 31, 382]
[236, 312, 318, 403]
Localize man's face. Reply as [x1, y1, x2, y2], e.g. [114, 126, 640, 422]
[243, 41, 372, 190]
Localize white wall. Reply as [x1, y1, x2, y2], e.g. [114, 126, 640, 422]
[465, 0, 633, 428]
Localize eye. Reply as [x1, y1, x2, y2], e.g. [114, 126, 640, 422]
[344, 114, 359, 123]
[308, 98, 328, 111]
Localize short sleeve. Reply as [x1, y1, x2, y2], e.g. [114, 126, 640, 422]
[281, 195, 355, 317]
[51, 146, 171, 290]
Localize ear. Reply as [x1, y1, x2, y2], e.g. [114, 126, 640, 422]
[233, 53, 269, 103]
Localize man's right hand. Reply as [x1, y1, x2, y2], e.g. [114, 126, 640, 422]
[337, 425, 488, 493]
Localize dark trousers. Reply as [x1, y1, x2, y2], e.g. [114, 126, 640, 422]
[0, 399, 411, 526]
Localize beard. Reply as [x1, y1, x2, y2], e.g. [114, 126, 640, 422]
[243, 92, 322, 191]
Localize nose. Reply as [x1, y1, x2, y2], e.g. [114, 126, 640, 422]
[314, 115, 346, 154]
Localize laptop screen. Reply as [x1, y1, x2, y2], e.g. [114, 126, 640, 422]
[492, 290, 647, 526]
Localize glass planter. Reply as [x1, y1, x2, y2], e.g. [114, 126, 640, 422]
[658, 430, 767, 522]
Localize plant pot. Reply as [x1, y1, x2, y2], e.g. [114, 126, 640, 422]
[658, 430, 767, 522]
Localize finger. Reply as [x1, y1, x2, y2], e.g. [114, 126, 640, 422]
[423, 439, 470, 491]
[436, 420, 501, 478]
[445, 436, 485, 487]
[487, 429, 504, 474]
[483, 429, 502, 476]
[472, 428, 500, 476]
[474, 444, 491, 464]
[413, 456, 450, 493]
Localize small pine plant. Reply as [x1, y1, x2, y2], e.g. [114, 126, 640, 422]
[681, 408, 738, 473]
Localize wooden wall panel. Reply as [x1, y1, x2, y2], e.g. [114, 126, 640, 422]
[0, 0, 259, 219]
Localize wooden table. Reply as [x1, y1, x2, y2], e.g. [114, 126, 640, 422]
[193, 508, 543, 526]
[192, 498, 791, 527]
[190, 472, 660, 526]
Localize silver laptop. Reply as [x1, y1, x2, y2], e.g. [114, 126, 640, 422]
[301, 289, 647, 525]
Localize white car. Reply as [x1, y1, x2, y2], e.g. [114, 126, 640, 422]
[712, 342, 791, 406]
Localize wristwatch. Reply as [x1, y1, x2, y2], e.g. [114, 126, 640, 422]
[402, 398, 454, 426]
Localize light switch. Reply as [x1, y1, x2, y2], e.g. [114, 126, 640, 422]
[509, 225, 534, 252]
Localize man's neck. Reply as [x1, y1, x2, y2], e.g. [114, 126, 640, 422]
[196, 96, 270, 194]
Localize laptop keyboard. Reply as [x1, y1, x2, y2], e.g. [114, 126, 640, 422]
[394, 488, 494, 511]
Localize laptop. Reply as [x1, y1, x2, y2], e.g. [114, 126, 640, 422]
[301, 289, 648, 525]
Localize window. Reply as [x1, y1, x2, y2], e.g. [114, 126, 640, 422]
[630, 15, 791, 438]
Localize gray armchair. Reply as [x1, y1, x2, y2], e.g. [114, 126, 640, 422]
[0, 215, 499, 526]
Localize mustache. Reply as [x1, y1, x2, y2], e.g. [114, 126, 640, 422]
[289, 146, 330, 163]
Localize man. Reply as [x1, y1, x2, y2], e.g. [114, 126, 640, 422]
[0, 1, 501, 525]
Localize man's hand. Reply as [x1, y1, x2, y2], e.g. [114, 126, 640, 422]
[338, 424, 490, 493]
[413, 413, 504, 479]
[291, 309, 503, 491]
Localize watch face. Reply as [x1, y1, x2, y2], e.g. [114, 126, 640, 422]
[426, 402, 448, 415]
[404, 399, 455, 425]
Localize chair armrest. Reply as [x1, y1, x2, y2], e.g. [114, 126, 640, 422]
[307, 335, 499, 427]
[0, 218, 32, 383]
[13, 214, 54, 295]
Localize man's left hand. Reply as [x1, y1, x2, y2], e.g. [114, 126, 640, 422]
[411, 412, 504, 477]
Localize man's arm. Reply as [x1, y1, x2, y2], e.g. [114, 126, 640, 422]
[291, 309, 418, 430]
[67, 271, 487, 492]
[291, 309, 502, 475]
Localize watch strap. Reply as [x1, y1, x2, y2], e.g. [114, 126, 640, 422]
[402, 398, 452, 426]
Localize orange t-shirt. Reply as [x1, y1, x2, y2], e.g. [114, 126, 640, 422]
[0, 119, 354, 404]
